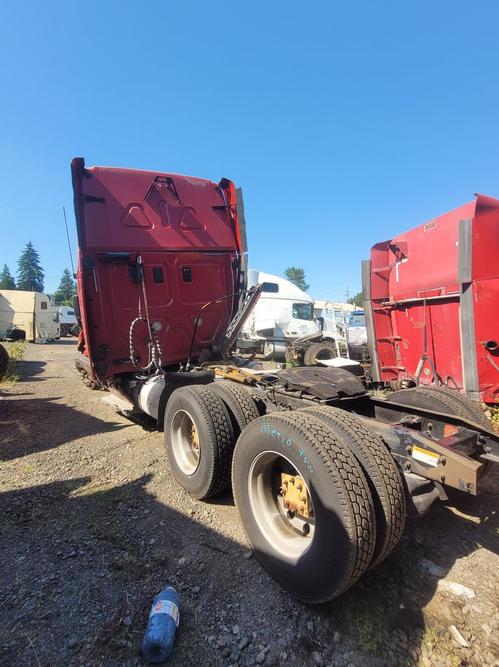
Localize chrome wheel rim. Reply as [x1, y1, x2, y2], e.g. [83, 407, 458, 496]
[171, 409, 200, 476]
[248, 451, 315, 560]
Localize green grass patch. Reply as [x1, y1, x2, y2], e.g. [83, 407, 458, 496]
[422, 625, 439, 652]
[0, 340, 28, 385]
[490, 406, 499, 431]
[356, 610, 389, 655]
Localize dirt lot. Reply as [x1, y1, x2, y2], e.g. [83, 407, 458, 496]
[0, 341, 498, 667]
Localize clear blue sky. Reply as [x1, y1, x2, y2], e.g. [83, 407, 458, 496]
[1, 1, 499, 299]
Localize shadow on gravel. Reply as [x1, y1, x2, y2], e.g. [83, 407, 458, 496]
[1, 469, 497, 667]
[0, 474, 240, 667]
[0, 396, 129, 461]
[311, 468, 499, 664]
[16, 359, 47, 382]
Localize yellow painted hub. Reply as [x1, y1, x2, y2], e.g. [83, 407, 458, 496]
[280, 473, 311, 518]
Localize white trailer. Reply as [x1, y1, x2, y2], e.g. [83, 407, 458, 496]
[0, 290, 60, 343]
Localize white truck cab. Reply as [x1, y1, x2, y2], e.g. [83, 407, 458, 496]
[239, 270, 320, 358]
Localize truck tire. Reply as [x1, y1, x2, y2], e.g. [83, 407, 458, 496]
[75, 358, 102, 390]
[303, 341, 337, 366]
[0, 344, 9, 381]
[164, 385, 235, 500]
[208, 381, 260, 436]
[232, 411, 376, 603]
[9, 329, 26, 342]
[416, 386, 491, 429]
[389, 387, 491, 429]
[71, 324, 82, 337]
[302, 406, 406, 567]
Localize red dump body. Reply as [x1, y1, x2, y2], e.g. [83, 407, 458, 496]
[71, 158, 245, 381]
[364, 194, 499, 403]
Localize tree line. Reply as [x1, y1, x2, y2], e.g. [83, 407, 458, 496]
[0, 242, 76, 305]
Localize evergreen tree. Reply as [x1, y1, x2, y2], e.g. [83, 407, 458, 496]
[347, 292, 363, 308]
[53, 268, 76, 305]
[16, 242, 45, 292]
[284, 266, 310, 292]
[0, 264, 16, 289]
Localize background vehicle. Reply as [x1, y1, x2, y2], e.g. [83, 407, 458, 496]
[56, 305, 78, 336]
[364, 193, 499, 404]
[0, 290, 59, 343]
[0, 343, 8, 381]
[313, 300, 356, 346]
[237, 270, 319, 358]
[73, 160, 498, 605]
[0, 316, 26, 342]
[236, 271, 343, 365]
[345, 309, 368, 360]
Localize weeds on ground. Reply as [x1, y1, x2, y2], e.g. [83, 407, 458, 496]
[422, 625, 438, 652]
[0, 340, 28, 385]
[490, 406, 499, 432]
[356, 609, 389, 655]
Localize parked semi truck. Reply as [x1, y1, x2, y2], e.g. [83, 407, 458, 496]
[72, 158, 498, 604]
[55, 305, 78, 336]
[345, 309, 369, 360]
[237, 270, 339, 364]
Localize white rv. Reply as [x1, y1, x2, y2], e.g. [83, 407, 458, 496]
[238, 270, 320, 359]
[0, 290, 60, 343]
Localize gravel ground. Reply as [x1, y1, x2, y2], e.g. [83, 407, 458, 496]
[0, 341, 498, 667]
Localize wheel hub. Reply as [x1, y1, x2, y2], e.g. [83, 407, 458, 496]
[247, 452, 315, 559]
[280, 473, 312, 518]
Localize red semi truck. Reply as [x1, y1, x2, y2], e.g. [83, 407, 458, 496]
[364, 194, 499, 404]
[72, 159, 498, 603]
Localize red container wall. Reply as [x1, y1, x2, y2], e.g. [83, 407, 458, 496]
[369, 194, 499, 402]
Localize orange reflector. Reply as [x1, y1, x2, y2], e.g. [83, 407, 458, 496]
[444, 424, 459, 437]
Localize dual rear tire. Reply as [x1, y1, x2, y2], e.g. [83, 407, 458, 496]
[389, 386, 490, 429]
[164, 384, 406, 603]
[164, 382, 259, 499]
[232, 408, 406, 602]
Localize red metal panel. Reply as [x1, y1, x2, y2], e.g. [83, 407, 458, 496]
[369, 193, 499, 402]
[72, 159, 241, 380]
[386, 200, 476, 300]
[473, 278, 499, 403]
[472, 195, 499, 282]
[472, 196, 499, 401]
[74, 164, 239, 253]
[387, 299, 463, 388]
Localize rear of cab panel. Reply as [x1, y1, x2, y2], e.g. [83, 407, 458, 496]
[71, 158, 243, 381]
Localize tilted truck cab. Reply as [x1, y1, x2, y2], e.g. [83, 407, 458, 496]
[72, 157, 248, 382]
